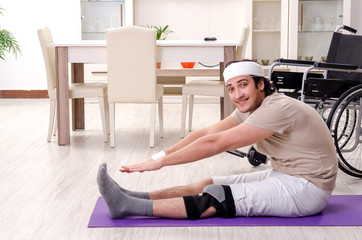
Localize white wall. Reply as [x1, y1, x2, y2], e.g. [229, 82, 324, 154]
[134, 0, 246, 69]
[134, 0, 245, 41]
[0, 0, 80, 90]
[350, 0, 362, 32]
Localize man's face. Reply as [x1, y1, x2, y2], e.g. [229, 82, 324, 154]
[226, 75, 265, 113]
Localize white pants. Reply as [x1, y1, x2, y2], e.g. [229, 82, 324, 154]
[212, 169, 332, 217]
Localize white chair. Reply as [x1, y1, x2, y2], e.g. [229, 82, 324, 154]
[181, 24, 250, 138]
[37, 27, 109, 142]
[235, 24, 250, 61]
[181, 79, 224, 137]
[106, 26, 164, 148]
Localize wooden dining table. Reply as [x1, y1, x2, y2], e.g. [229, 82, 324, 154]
[52, 40, 239, 145]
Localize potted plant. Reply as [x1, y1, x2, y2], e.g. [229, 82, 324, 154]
[0, 6, 21, 60]
[146, 25, 173, 68]
[147, 25, 173, 40]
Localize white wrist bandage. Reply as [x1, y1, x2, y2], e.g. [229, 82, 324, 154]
[151, 151, 166, 161]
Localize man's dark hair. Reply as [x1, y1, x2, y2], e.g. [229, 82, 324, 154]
[225, 59, 276, 97]
[251, 75, 276, 97]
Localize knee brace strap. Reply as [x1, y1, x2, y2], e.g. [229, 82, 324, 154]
[183, 185, 235, 220]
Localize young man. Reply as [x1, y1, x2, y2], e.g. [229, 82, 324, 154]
[97, 60, 338, 219]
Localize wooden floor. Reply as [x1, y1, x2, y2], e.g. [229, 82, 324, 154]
[0, 98, 361, 240]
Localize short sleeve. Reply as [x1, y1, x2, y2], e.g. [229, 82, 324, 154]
[231, 108, 249, 124]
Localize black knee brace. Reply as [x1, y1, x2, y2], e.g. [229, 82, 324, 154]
[183, 185, 236, 220]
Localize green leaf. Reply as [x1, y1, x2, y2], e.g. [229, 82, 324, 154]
[144, 24, 173, 40]
[0, 29, 22, 60]
[0, 6, 21, 60]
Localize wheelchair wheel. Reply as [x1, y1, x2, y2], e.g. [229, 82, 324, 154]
[327, 84, 362, 178]
[329, 106, 357, 149]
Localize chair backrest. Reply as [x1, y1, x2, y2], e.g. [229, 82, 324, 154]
[37, 27, 56, 100]
[235, 24, 250, 60]
[326, 31, 362, 82]
[106, 26, 157, 103]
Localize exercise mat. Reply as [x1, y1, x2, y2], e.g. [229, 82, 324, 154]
[88, 195, 362, 228]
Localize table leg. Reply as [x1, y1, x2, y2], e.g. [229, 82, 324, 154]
[71, 63, 85, 130]
[55, 47, 70, 145]
[221, 46, 236, 119]
[219, 62, 225, 120]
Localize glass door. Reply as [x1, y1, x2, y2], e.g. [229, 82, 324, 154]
[297, 0, 344, 62]
[245, 0, 289, 67]
[81, 0, 125, 40]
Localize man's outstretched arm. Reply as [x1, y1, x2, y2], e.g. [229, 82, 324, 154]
[164, 115, 239, 155]
[120, 120, 275, 173]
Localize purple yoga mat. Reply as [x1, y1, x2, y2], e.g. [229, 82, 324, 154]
[88, 195, 362, 228]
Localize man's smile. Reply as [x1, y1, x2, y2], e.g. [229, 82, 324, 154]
[236, 97, 248, 106]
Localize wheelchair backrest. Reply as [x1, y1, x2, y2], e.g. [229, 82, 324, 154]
[326, 32, 362, 83]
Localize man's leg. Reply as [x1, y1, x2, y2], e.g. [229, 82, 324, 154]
[224, 171, 331, 217]
[149, 178, 213, 200]
[97, 163, 217, 219]
[102, 163, 213, 200]
[153, 198, 216, 219]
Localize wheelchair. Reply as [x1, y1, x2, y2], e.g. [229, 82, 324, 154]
[267, 25, 362, 178]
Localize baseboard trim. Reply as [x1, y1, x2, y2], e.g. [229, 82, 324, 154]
[0, 90, 48, 98]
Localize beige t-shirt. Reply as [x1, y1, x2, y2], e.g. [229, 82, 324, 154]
[231, 92, 338, 191]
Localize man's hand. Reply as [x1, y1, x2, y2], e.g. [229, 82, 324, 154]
[120, 159, 163, 173]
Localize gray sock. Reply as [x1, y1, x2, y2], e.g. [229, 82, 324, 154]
[105, 166, 149, 199]
[97, 163, 153, 219]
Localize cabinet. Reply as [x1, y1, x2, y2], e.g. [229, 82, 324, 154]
[289, 0, 351, 62]
[245, 0, 289, 66]
[245, 0, 351, 66]
[80, 0, 134, 40]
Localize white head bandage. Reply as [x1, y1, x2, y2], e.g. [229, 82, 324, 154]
[223, 61, 264, 84]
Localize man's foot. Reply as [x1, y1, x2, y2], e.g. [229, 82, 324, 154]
[97, 163, 153, 218]
[103, 163, 149, 199]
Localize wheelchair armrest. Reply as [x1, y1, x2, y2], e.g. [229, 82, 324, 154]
[277, 58, 315, 66]
[314, 62, 358, 70]
[269, 58, 316, 80]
